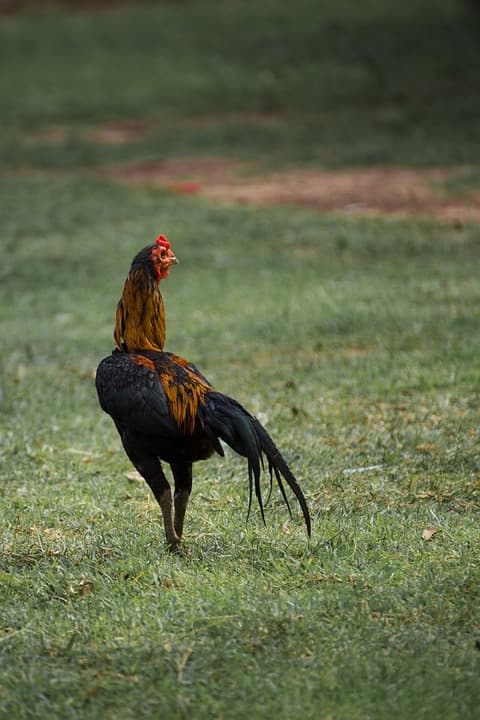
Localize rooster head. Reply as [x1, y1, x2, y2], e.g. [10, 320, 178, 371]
[128, 235, 178, 283]
[151, 234, 178, 281]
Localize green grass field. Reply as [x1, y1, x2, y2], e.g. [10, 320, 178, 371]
[0, 2, 479, 718]
[1, 0, 480, 171]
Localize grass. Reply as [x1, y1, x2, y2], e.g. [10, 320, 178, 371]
[0, 1, 480, 718]
[0, 176, 479, 719]
[1, 0, 480, 171]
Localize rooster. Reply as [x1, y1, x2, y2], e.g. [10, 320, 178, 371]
[95, 235, 311, 550]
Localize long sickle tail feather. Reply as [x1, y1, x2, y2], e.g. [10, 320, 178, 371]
[229, 410, 266, 527]
[204, 393, 311, 536]
[253, 418, 311, 537]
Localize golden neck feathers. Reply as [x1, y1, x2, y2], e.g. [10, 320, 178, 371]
[114, 269, 166, 352]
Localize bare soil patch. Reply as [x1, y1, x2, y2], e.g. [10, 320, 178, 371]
[104, 158, 243, 188]
[16, 119, 480, 220]
[104, 159, 480, 221]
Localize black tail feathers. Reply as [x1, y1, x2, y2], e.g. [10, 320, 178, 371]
[204, 393, 311, 536]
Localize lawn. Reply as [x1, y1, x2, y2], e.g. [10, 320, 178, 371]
[0, 2, 479, 719]
[1, 0, 480, 170]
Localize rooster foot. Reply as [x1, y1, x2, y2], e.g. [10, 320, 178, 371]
[167, 537, 183, 554]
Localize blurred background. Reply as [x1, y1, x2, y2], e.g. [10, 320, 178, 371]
[1, 0, 480, 177]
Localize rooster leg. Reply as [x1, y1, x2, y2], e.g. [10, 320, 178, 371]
[147, 481, 180, 551]
[144, 476, 180, 550]
[171, 462, 193, 540]
[120, 440, 180, 550]
[155, 487, 180, 551]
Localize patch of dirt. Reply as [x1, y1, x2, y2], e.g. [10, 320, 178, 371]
[87, 119, 152, 145]
[104, 158, 480, 221]
[205, 166, 450, 214]
[17, 118, 480, 220]
[103, 157, 245, 188]
[11, 116, 480, 220]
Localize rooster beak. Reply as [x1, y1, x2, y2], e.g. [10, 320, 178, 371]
[166, 249, 179, 265]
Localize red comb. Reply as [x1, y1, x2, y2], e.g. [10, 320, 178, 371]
[155, 234, 170, 250]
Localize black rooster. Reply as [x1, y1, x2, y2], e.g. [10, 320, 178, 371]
[96, 236, 311, 550]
